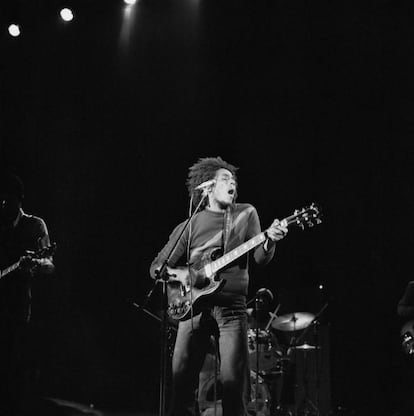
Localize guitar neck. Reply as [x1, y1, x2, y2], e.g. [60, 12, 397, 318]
[208, 232, 267, 275]
[0, 261, 21, 279]
[206, 213, 303, 276]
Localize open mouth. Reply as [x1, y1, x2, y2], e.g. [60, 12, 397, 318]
[228, 189, 235, 196]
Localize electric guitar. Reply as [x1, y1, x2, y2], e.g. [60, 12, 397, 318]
[0, 243, 57, 280]
[165, 203, 322, 321]
[401, 319, 414, 356]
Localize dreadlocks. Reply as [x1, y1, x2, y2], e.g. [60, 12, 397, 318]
[186, 156, 238, 210]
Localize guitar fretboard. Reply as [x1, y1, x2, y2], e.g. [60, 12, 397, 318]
[208, 232, 267, 276]
[0, 261, 20, 279]
[204, 210, 313, 277]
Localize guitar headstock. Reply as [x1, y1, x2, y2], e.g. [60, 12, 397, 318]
[289, 203, 322, 230]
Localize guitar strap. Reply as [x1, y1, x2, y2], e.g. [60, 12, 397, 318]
[222, 205, 233, 254]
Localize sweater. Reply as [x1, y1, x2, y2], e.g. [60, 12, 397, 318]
[150, 203, 275, 306]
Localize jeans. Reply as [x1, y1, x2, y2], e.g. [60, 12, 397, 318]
[170, 305, 250, 416]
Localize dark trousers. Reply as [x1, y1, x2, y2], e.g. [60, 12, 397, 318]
[170, 306, 250, 416]
[0, 318, 33, 415]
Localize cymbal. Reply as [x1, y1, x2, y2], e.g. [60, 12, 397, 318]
[271, 312, 315, 331]
[292, 343, 319, 350]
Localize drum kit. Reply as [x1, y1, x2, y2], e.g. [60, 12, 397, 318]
[248, 311, 316, 368]
[243, 291, 327, 416]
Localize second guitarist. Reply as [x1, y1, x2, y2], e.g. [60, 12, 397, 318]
[149, 157, 288, 416]
[0, 171, 55, 415]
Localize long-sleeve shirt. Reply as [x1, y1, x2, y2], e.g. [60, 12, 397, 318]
[150, 203, 275, 306]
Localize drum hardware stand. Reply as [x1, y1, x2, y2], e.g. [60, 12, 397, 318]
[296, 347, 319, 416]
[264, 303, 281, 332]
[294, 303, 328, 416]
[264, 304, 285, 415]
[141, 191, 209, 416]
[289, 315, 299, 416]
[295, 303, 328, 347]
[251, 289, 280, 416]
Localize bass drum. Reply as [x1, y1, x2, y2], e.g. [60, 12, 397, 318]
[198, 366, 270, 416]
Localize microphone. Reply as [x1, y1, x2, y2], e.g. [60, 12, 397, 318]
[255, 288, 274, 302]
[195, 179, 216, 190]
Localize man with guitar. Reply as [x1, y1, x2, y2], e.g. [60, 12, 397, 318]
[0, 171, 55, 414]
[150, 157, 288, 416]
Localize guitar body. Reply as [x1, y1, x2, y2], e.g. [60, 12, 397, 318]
[0, 243, 56, 280]
[166, 248, 226, 321]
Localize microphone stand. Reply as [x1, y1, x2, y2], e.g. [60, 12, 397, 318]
[143, 190, 209, 416]
[254, 294, 260, 415]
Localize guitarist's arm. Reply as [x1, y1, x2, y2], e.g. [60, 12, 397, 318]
[248, 207, 287, 265]
[263, 218, 288, 250]
[36, 220, 55, 274]
[149, 221, 188, 280]
[23, 220, 55, 275]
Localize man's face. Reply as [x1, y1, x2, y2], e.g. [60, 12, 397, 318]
[0, 193, 22, 225]
[210, 168, 237, 208]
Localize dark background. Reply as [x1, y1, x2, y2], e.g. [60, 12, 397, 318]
[1, 0, 414, 414]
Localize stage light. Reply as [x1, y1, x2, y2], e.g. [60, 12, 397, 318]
[124, 0, 137, 5]
[60, 8, 74, 22]
[8, 24, 20, 37]
[319, 284, 324, 290]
